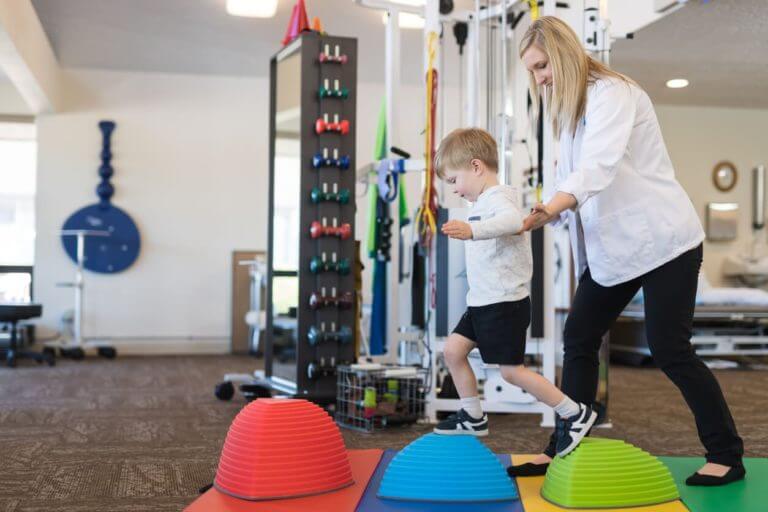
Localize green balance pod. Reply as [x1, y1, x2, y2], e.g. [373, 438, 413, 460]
[541, 438, 679, 509]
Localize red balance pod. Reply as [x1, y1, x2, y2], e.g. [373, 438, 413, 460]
[214, 398, 354, 500]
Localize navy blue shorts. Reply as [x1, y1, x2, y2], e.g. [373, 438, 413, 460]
[452, 297, 531, 365]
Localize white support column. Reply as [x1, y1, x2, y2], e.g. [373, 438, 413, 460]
[424, 0, 441, 73]
[540, 137, 557, 428]
[423, 0, 441, 365]
[384, 8, 402, 361]
[385, 9, 400, 154]
[464, 2, 481, 127]
[537, 0, 560, 428]
[498, 0, 508, 183]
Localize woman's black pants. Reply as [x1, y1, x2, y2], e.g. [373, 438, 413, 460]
[543, 244, 743, 467]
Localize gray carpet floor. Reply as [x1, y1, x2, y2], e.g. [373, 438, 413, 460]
[0, 355, 765, 511]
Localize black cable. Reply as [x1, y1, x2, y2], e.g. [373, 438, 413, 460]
[509, 11, 526, 29]
[459, 51, 463, 126]
[453, 21, 468, 127]
[390, 146, 410, 159]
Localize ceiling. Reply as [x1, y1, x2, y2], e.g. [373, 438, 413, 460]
[22, 0, 768, 108]
[29, 0, 472, 84]
[611, 0, 768, 108]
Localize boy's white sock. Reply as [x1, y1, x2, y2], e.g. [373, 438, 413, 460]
[460, 396, 484, 419]
[553, 396, 581, 419]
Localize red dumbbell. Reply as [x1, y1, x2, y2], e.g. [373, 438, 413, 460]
[318, 44, 348, 64]
[310, 221, 351, 240]
[333, 223, 352, 240]
[324, 223, 352, 240]
[318, 52, 348, 64]
[331, 119, 350, 135]
[309, 291, 355, 310]
[310, 220, 324, 239]
[315, 117, 328, 135]
[336, 291, 355, 308]
[315, 114, 350, 135]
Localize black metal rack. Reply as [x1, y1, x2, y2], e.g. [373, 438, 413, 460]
[264, 32, 358, 404]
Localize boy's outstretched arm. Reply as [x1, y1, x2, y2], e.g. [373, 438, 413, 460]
[441, 220, 473, 240]
[470, 207, 524, 240]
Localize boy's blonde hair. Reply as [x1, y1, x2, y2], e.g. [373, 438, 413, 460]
[519, 16, 631, 138]
[434, 128, 498, 179]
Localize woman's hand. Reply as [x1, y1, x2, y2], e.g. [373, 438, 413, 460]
[441, 220, 473, 240]
[520, 193, 577, 232]
[521, 203, 555, 232]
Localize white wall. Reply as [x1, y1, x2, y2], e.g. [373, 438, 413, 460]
[34, 69, 268, 352]
[32, 66, 460, 353]
[655, 104, 768, 286]
[0, 78, 32, 115]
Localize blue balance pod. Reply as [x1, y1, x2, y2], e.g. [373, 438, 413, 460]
[377, 433, 518, 502]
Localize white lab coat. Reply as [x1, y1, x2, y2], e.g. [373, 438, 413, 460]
[554, 77, 704, 287]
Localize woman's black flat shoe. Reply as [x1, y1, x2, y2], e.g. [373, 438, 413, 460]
[506, 462, 549, 478]
[685, 465, 746, 486]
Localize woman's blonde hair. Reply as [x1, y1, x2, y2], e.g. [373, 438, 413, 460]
[519, 16, 630, 138]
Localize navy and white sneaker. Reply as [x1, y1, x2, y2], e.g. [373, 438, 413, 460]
[555, 403, 597, 457]
[433, 409, 489, 436]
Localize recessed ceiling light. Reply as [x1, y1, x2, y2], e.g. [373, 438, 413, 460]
[381, 11, 425, 29]
[666, 78, 689, 89]
[226, 0, 278, 18]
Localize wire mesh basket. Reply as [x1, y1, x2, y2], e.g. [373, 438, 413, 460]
[335, 365, 428, 433]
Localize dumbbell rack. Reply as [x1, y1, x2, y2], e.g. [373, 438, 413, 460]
[264, 32, 358, 404]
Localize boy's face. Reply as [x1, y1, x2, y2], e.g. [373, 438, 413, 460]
[443, 159, 485, 202]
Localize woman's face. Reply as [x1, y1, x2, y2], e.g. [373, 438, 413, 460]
[522, 45, 552, 88]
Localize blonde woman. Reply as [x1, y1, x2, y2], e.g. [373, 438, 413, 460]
[511, 16, 745, 486]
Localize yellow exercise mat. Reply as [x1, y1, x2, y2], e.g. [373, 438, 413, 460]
[511, 455, 688, 512]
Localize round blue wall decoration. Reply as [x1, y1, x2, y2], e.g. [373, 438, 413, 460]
[61, 121, 141, 273]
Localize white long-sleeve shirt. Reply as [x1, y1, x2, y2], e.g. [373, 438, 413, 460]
[465, 185, 532, 307]
[553, 77, 704, 287]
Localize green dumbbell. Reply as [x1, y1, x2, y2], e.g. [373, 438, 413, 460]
[309, 256, 324, 274]
[310, 187, 351, 204]
[319, 85, 349, 99]
[310, 256, 351, 275]
[337, 258, 351, 275]
[337, 188, 351, 204]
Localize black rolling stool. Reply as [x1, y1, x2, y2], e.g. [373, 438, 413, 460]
[0, 303, 53, 367]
